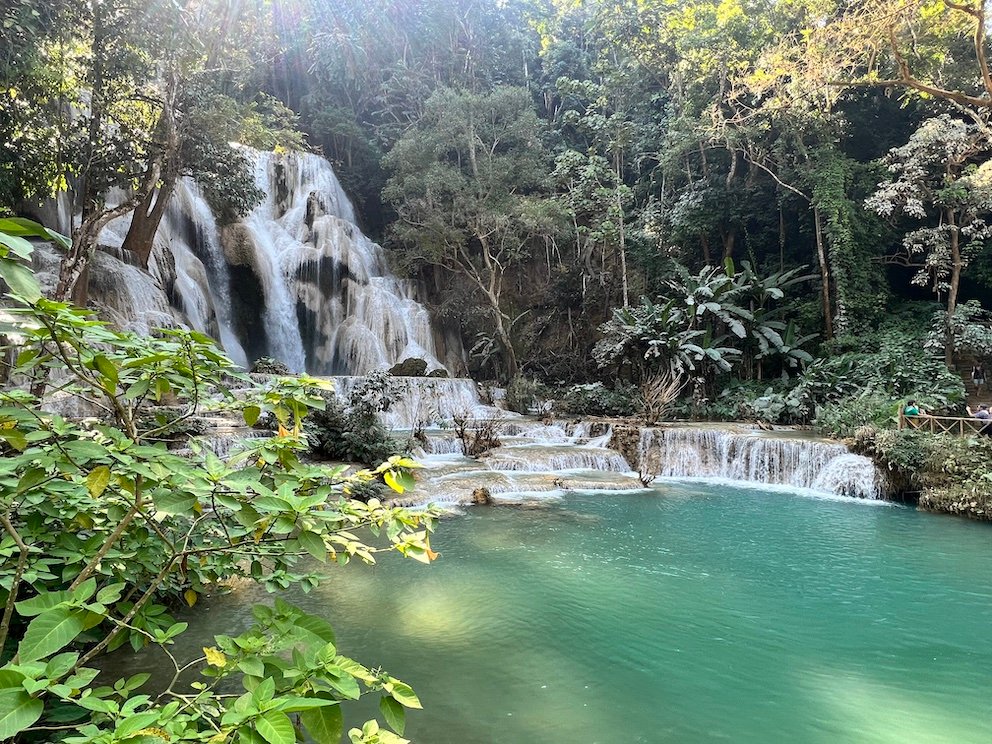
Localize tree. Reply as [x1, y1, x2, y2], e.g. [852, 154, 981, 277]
[383, 86, 559, 380]
[866, 115, 992, 361]
[1, 228, 437, 742]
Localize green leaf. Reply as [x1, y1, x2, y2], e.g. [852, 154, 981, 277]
[298, 531, 327, 562]
[15, 590, 71, 617]
[17, 607, 86, 662]
[294, 614, 336, 644]
[92, 355, 118, 389]
[0, 689, 44, 739]
[0, 258, 41, 302]
[16, 467, 47, 494]
[301, 704, 343, 744]
[380, 696, 406, 735]
[0, 429, 27, 452]
[85, 465, 112, 498]
[243, 406, 261, 427]
[255, 710, 295, 744]
[387, 681, 422, 710]
[116, 711, 161, 737]
[0, 231, 34, 259]
[153, 491, 197, 515]
[238, 658, 264, 677]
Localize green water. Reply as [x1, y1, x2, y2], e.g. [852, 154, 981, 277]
[181, 483, 992, 743]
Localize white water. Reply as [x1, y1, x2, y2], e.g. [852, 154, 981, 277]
[96, 148, 445, 375]
[329, 376, 511, 429]
[638, 427, 883, 500]
[483, 444, 631, 473]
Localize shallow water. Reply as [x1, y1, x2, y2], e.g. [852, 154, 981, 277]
[174, 483, 992, 743]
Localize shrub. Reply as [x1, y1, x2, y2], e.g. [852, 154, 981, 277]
[814, 393, 900, 438]
[0, 289, 438, 742]
[555, 382, 639, 417]
[505, 376, 547, 414]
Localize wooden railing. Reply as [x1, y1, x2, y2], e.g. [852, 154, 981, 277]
[898, 411, 992, 436]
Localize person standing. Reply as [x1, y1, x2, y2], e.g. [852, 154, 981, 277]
[972, 363, 986, 395]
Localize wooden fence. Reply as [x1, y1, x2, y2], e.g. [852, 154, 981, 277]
[898, 411, 992, 436]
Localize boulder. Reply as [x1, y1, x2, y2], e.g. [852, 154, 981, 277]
[471, 487, 493, 505]
[250, 357, 292, 375]
[388, 358, 428, 377]
[428, 367, 450, 378]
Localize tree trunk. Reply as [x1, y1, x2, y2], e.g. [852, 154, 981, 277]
[721, 229, 736, 260]
[121, 69, 181, 266]
[700, 232, 712, 265]
[946, 212, 962, 366]
[813, 205, 834, 340]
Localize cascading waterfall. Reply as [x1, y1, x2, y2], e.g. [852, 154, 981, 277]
[330, 376, 511, 429]
[97, 147, 447, 375]
[212, 149, 445, 374]
[483, 445, 631, 473]
[638, 427, 884, 499]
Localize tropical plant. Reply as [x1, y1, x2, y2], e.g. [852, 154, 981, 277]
[0, 229, 440, 743]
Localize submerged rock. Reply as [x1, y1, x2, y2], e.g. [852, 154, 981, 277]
[471, 487, 493, 505]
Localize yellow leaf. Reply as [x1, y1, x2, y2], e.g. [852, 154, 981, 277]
[277, 424, 291, 437]
[135, 728, 171, 741]
[203, 646, 227, 668]
[184, 589, 198, 607]
[383, 470, 404, 494]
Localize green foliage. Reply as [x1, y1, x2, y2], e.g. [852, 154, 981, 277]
[504, 377, 547, 415]
[802, 314, 965, 422]
[813, 394, 900, 439]
[0, 282, 439, 742]
[555, 382, 639, 418]
[305, 372, 407, 467]
[595, 261, 814, 383]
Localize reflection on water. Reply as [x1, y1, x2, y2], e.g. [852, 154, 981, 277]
[156, 484, 992, 743]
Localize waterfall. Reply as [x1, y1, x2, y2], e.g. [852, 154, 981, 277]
[483, 445, 631, 473]
[638, 427, 884, 499]
[96, 147, 446, 375]
[213, 149, 444, 374]
[330, 376, 512, 429]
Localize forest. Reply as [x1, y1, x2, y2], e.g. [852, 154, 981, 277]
[2, 2, 992, 743]
[4, 0, 992, 429]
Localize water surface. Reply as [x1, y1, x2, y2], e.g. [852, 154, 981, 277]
[182, 483, 992, 743]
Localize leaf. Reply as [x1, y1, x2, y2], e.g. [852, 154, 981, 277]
[382, 470, 406, 493]
[255, 711, 295, 744]
[294, 614, 336, 644]
[301, 704, 343, 744]
[154, 491, 197, 515]
[243, 406, 261, 427]
[387, 681, 421, 710]
[0, 689, 44, 739]
[0, 258, 41, 302]
[380, 696, 406, 735]
[0, 429, 27, 452]
[92, 355, 118, 388]
[15, 590, 71, 617]
[203, 647, 227, 668]
[85, 465, 112, 498]
[184, 590, 198, 608]
[297, 531, 327, 562]
[18, 607, 86, 662]
[237, 658, 264, 677]
[16, 467, 48, 494]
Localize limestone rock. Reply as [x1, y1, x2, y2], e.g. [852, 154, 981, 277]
[471, 487, 493, 505]
[389, 358, 428, 377]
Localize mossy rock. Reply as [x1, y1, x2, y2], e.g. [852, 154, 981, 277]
[428, 368, 450, 378]
[388, 358, 428, 377]
[250, 357, 292, 375]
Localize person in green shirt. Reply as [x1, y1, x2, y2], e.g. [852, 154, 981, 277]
[904, 400, 921, 416]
